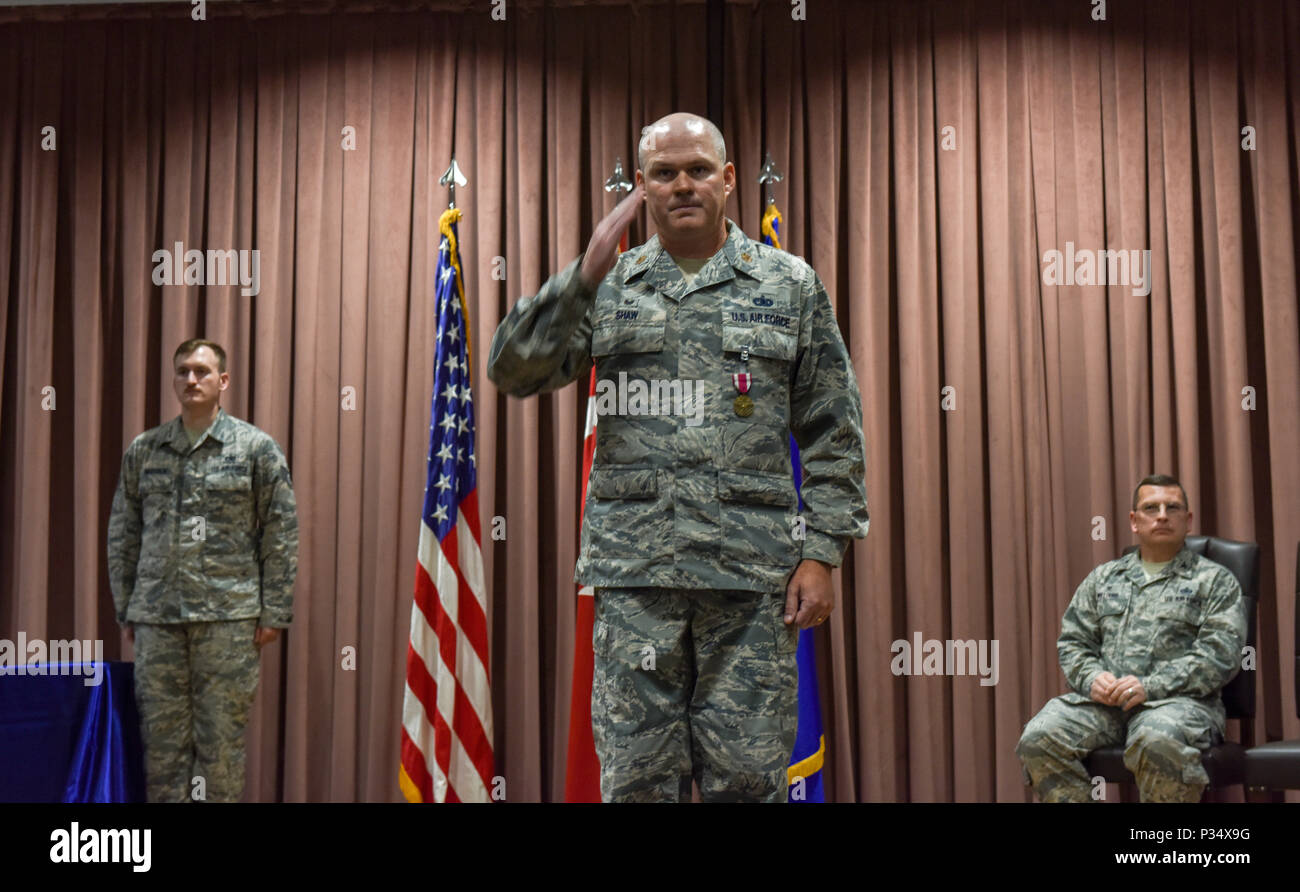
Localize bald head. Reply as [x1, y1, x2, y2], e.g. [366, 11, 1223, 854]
[638, 113, 727, 173]
[635, 111, 736, 258]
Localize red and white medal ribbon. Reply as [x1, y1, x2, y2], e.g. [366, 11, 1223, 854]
[732, 372, 751, 394]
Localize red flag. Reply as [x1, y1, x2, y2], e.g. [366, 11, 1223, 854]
[564, 230, 628, 801]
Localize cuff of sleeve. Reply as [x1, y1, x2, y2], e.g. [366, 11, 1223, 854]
[801, 529, 847, 567]
[1080, 667, 1105, 697]
[259, 612, 293, 629]
[1141, 677, 1164, 701]
[566, 252, 598, 301]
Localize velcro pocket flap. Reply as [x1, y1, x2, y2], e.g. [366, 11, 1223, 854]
[717, 470, 794, 508]
[207, 473, 252, 491]
[588, 467, 658, 500]
[721, 324, 796, 361]
[1154, 600, 1200, 625]
[592, 323, 666, 357]
[139, 472, 173, 494]
[1096, 591, 1128, 617]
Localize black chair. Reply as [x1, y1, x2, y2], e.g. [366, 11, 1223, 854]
[1244, 541, 1300, 791]
[1082, 536, 1260, 798]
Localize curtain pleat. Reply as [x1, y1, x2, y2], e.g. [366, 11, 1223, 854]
[1, 0, 1295, 802]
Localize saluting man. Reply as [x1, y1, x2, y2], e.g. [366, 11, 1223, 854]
[488, 112, 868, 802]
[108, 339, 298, 802]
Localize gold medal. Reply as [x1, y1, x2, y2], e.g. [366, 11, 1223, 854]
[733, 394, 754, 417]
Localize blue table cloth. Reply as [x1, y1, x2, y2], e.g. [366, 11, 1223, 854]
[0, 661, 145, 802]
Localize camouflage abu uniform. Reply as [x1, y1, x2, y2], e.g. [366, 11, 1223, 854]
[108, 408, 298, 802]
[488, 219, 869, 801]
[1016, 545, 1246, 802]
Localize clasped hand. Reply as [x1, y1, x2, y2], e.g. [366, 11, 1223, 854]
[1090, 671, 1146, 711]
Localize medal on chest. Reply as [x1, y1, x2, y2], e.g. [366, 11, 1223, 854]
[732, 371, 753, 417]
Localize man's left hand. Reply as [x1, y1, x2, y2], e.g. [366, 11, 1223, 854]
[1113, 676, 1146, 711]
[254, 627, 282, 650]
[785, 560, 834, 629]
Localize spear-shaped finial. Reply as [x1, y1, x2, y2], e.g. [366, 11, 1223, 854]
[604, 157, 633, 194]
[440, 157, 468, 208]
[757, 151, 783, 205]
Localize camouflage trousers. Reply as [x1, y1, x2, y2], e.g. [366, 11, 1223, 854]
[591, 587, 799, 803]
[1016, 693, 1224, 803]
[133, 620, 261, 803]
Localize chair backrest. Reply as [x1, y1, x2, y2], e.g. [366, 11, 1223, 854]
[1122, 535, 1260, 719]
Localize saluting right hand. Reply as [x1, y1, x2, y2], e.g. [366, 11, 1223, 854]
[579, 184, 645, 292]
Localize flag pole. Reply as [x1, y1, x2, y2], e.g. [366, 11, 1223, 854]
[757, 151, 784, 251]
[440, 157, 467, 208]
[437, 158, 472, 373]
[758, 150, 783, 205]
[563, 156, 634, 803]
[400, 154, 494, 804]
[757, 152, 826, 802]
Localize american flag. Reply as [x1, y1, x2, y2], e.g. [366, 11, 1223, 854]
[400, 207, 494, 803]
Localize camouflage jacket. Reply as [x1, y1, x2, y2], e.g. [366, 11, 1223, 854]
[107, 408, 299, 627]
[487, 218, 869, 593]
[1057, 544, 1246, 705]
